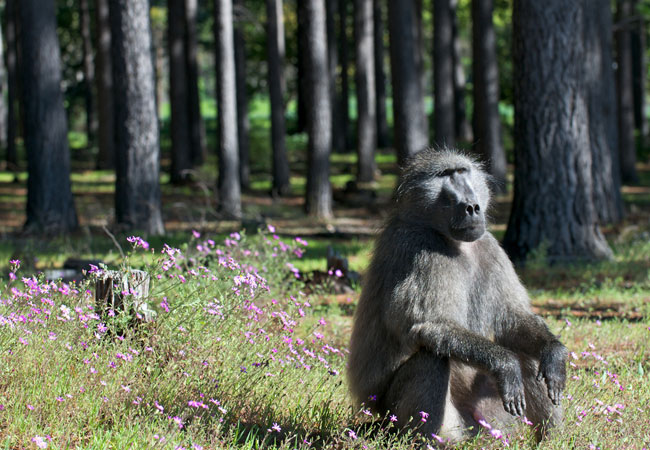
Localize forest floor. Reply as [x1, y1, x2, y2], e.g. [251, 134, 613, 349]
[0, 148, 649, 448]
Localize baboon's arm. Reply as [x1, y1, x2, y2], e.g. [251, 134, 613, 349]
[407, 320, 527, 416]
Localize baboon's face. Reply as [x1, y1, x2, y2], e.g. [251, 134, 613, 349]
[397, 151, 490, 242]
[433, 167, 486, 242]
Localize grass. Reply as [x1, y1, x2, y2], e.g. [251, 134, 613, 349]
[0, 225, 649, 449]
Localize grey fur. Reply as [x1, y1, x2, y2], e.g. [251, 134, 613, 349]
[348, 148, 567, 442]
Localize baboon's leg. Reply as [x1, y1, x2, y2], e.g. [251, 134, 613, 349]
[519, 356, 563, 441]
[380, 351, 468, 441]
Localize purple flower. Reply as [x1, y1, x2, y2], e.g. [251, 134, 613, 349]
[32, 436, 48, 449]
[419, 411, 429, 422]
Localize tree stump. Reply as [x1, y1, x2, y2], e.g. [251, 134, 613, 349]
[95, 269, 156, 322]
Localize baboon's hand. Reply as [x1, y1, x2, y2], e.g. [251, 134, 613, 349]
[537, 342, 568, 406]
[496, 354, 526, 417]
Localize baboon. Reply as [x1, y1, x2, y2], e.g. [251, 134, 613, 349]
[347, 148, 567, 442]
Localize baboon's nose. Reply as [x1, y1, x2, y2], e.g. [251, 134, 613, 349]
[465, 204, 480, 216]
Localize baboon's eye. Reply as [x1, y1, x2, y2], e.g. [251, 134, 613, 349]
[439, 167, 467, 177]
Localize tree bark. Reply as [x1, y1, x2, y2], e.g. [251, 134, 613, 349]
[233, 0, 251, 190]
[338, 0, 350, 151]
[266, 0, 291, 196]
[95, 0, 114, 169]
[616, 0, 639, 183]
[433, 0, 455, 147]
[4, 0, 18, 171]
[326, 0, 342, 153]
[168, 0, 193, 183]
[373, 0, 389, 148]
[19, 0, 78, 233]
[631, 12, 646, 143]
[303, 0, 333, 219]
[584, 0, 624, 225]
[214, 0, 242, 218]
[355, 0, 377, 182]
[451, 0, 471, 143]
[296, 0, 308, 133]
[185, 0, 207, 166]
[387, 0, 428, 165]
[110, 0, 165, 235]
[79, 0, 97, 150]
[0, 11, 7, 152]
[471, 0, 507, 193]
[504, 0, 612, 264]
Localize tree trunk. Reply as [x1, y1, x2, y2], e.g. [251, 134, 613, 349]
[631, 13, 647, 143]
[214, 0, 242, 218]
[373, 0, 389, 148]
[616, 0, 639, 183]
[19, 0, 78, 233]
[296, 0, 308, 133]
[504, 0, 611, 264]
[168, 0, 193, 183]
[185, 0, 207, 166]
[471, 0, 507, 193]
[0, 12, 7, 152]
[433, 0, 455, 147]
[79, 0, 97, 150]
[584, 0, 624, 224]
[110, 0, 165, 235]
[451, 0, 471, 143]
[303, 0, 333, 219]
[355, 0, 377, 182]
[338, 0, 350, 151]
[414, 0, 426, 106]
[387, 0, 428, 165]
[233, 0, 250, 190]
[4, 0, 18, 171]
[266, 0, 291, 196]
[95, 0, 114, 169]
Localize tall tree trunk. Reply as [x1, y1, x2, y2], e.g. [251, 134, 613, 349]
[338, 0, 350, 151]
[414, 0, 426, 105]
[388, 0, 428, 164]
[110, 0, 165, 235]
[451, 0, 471, 143]
[471, 0, 507, 193]
[19, 0, 78, 233]
[79, 0, 97, 150]
[296, 0, 308, 133]
[326, 0, 342, 152]
[504, 0, 611, 264]
[233, 0, 250, 190]
[152, 16, 165, 121]
[585, 0, 624, 224]
[616, 0, 639, 183]
[303, 0, 333, 219]
[631, 13, 646, 143]
[0, 12, 7, 153]
[266, 0, 291, 196]
[4, 0, 18, 172]
[185, 0, 206, 166]
[355, 0, 377, 182]
[373, 0, 389, 148]
[214, 0, 242, 218]
[95, 0, 114, 169]
[433, 0, 455, 147]
[168, 0, 193, 183]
